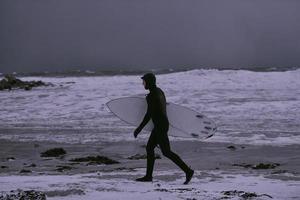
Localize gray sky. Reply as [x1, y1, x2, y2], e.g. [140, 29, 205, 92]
[1, 0, 300, 73]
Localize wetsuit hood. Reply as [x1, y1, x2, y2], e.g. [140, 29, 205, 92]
[141, 73, 156, 90]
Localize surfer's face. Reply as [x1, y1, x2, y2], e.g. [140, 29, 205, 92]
[143, 80, 147, 89]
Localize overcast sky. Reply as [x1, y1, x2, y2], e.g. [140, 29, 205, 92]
[1, 0, 300, 73]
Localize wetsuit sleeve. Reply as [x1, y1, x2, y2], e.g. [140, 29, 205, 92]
[137, 98, 151, 130]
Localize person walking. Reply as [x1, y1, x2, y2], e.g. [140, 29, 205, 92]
[134, 73, 194, 184]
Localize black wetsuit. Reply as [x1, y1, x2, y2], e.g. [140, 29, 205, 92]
[137, 85, 190, 177]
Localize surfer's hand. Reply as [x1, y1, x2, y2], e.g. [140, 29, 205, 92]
[134, 127, 141, 138]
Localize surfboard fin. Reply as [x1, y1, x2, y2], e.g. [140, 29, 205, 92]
[206, 134, 213, 139]
[191, 133, 199, 138]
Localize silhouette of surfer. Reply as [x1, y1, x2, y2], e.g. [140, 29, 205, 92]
[134, 73, 194, 184]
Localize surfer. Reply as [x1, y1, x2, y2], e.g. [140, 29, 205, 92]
[134, 73, 194, 184]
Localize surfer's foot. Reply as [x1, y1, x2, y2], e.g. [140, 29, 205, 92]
[184, 169, 194, 185]
[135, 176, 152, 182]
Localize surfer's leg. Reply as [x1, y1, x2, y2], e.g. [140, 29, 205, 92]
[159, 134, 190, 173]
[136, 131, 157, 182]
[145, 131, 158, 178]
[159, 134, 194, 184]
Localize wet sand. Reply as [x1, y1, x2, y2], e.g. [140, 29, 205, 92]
[0, 139, 300, 199]
[0, 139, 299, 175]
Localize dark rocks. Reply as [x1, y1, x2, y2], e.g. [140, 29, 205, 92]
[227, 145, 236, 150]
[40, 148, 66, 157]
[70, 155, 119, 165]
[232, 163, 252, 168]
[127, 153, 161, 160]
[240, 192, 259, 199]
[154, 188, 194, 193]
[1, 166, 8, 169]
[0, 74, 49, 91]
[45, 189, 84, 197]
[221, 190, 272, 199]
[19, 169, 32, 173]
[28, 163, 36, 168]
[24, 85, 32, 91]
[55, 165, 73, 172]
[154, 188, 169, 192]
[271, 169, 287, 174]
[252, 163, 280, 169]
[114, 167, 135, 172]
[0, 190, 46, 200]
[227, 145, 246, 150]
[233, 162, 280, 169]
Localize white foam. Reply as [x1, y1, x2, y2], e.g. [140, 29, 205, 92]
[0, 69, 299, 145]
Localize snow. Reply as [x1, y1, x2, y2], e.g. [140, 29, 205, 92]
[0, 169, 299, 200]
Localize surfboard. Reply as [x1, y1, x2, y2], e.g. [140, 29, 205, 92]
[106, 96, 217, 139]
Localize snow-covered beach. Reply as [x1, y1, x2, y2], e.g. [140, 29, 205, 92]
[0, 139, 299, 200]
[1, 69, 300, 199]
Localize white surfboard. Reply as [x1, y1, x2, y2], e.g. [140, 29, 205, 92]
[106, 96, 217, 139]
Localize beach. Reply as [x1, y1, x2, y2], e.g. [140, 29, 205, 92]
[0, 139, 299, 199]
[1, 69, 300, 199]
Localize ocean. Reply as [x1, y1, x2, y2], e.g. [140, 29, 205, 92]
[0, 68, 299, 146]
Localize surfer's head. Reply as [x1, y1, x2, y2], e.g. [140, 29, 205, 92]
[141, 73, 156, 90]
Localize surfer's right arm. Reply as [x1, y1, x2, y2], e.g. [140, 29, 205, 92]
[134, 98, 151, 138]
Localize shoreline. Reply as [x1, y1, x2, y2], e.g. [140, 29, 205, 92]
[0, 139, 299, 177]
[0, 139, 299, 199]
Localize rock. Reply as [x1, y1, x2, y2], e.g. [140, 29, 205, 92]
[24, 85, 32, 91]
[40, 148, 66, 157]
[45, 189, 84, 197]
[28, 163, 36, 168]
[0, 79, 11, 90]
[222, 190, 272, 199]
[223, 190, 243, 196]
[0, 190, 46, 200]
[0, 74, 49, 91]
[70, 155, 119, 165]
[227, 145, 236, 150]
[55, 165, 73, 172]
[154, 188, 169, 192]
[252, 163, 280, 169]
[19, 169, 32, 173]
[232, 163, 252, 168]
[232, 162, 280, 170]
[1, 166, 8, 169]
[127, 153, 161, 160]
[271, 169, 287, 174]
[65, 81, 76, 84]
